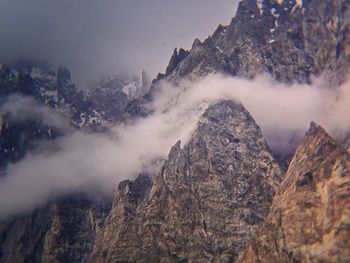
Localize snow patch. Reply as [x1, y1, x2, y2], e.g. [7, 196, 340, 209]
[220, 27, 227, 36]
[256, 0, 264, 15]
[291, 0, 303, 13]
[123, 80, 140, 98]
[296, 0, 303, 7]
[30, 67, 44, 80]
[216, 46, 224, 54]
[79, 113, 86, 127]
[43, 90, 58, 98]
[271, 8, 280, 18]
[10, 69, 19, 81]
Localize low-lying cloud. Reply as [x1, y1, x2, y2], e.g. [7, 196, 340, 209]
[0, 90, 206, 218]
[0, 74, 349, 218]
[1, 94, 70, 130]
[163, 75, 350, 153]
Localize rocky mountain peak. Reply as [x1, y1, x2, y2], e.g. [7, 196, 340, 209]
[165, 48, 190, 76]
[240, 123, 350, 262]
[157, 0, 349, 85]
[291, 121, 340, 167]
[57, 66, 72, 87]
[1, 0, 350, 262]
[192, 38, 202, 49]
[117, 173, 153, 206]
[89, 99, 282, 262]
[306, 120, 337, 143]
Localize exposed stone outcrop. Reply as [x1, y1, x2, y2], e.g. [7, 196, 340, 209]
[165, 48, 190, 76]
[0, 194, 111, 263]
[239, 122, 350, 262]
[90, 100, 282, 262]
[1, 0, 350, 262]
[161, 0, 350, 85]
[89, 173, 153, 262]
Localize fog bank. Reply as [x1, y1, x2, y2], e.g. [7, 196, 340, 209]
[0, 74, 349, 218]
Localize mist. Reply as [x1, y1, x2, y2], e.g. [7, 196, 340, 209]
[0, 0, 236, 85]
[165, 75, 350, 153]
[0, 74, 350, 218]
[0, 89, 206, 218]
[1, 94, 71, 130]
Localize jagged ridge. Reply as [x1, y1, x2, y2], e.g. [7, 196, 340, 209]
[89, 100, 282, 262]
[240, 122, 350, 262]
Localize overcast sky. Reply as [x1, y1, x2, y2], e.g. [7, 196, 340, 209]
[0, 0, 237, 85]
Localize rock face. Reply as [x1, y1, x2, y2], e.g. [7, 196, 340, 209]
[90, 100, 282, 262]
[0, 194, 111, 263]
[0, 64, 149, 172]
[89, 173, 153, 262]
[0, 65, 144, 260]
[240, 122, 350, 262]
[160, 0, 350, 85]
[0, 0, 350, 262]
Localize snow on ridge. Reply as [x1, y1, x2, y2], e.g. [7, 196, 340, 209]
[256, 0, 264, 15]
[291, 0, 303, 13]
[30, 67, 44, 79]
[271, 8, 280, 18]
[296, 0, 303, 7]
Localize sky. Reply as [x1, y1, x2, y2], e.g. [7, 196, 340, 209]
[0, 0, 348, 220]
[0, 0, 237, 85]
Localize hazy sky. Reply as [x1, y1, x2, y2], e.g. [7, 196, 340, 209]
[0, 0, 237, 85]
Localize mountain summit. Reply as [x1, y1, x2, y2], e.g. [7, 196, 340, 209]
[0, 0, 349, 262]
[89, 100, 282, 262]
[159, 0, 350, 85]
[240, 122, 350, 262]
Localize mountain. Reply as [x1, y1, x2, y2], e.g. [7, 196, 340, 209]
[0, 64, 149, 172]
[239, 122, 350, 262]
[0, 194, 111, 263]
[89, 100, 282, 262]
[156, 0, 350, 85]
[0, 0, 350, 262]
[0, 65, 148, 261]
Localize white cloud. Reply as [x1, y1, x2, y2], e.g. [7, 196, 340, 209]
[0, 74, 349, 218]
[1, 94, 70, 130]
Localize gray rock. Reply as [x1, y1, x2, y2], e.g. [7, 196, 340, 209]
[159, 0, 350, 85]
[90, 100, 282, 262]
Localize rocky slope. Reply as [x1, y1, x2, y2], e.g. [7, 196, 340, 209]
[89, 173, 153, 263]
[0, 65, 146, 261]
[0, 194, 111, 263]
[0, 0, 350, 262]
[239, 122, 350, 262]
[89, 100, 282, 262]
[0, 64, 149, 171]
[0, 64, 149, 127]
[157, 0, 350, 85]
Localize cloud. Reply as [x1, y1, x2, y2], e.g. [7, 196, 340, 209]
[1, 94, 70, 130]
[0, 0, 236, 85]
[0, 89, 206, 218]
[0, 74, 349, 218]
[156, 74, 350, 153]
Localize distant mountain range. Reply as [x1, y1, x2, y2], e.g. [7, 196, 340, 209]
[0, 0, 349, 262]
